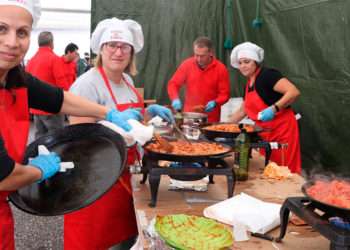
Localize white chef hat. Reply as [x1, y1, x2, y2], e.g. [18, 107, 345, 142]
[230, 42, 264, 68]
[91, 17, 144, 54]
[0, 0, 41, 27]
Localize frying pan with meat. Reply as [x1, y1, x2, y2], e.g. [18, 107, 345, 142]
[301, 180, 350, 221]
[201, 122, 263, 139]
[144, 136, 233, 162]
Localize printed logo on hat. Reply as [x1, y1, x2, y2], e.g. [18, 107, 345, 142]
[110, 30, 124, 40]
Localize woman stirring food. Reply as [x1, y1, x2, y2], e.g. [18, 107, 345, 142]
[65, 17, 173, 249]
[229, 42, 301, 174]
[0, 1, 141, 249]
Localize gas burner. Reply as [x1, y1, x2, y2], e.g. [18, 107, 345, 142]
[329, 217, 350, 231]
[140, 155, 235, 207]
[275, 197, 350, 250]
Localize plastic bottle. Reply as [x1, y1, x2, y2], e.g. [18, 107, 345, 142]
[235, 125, 250, 181]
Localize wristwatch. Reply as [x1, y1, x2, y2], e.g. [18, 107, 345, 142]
[273, 103, 280, 112]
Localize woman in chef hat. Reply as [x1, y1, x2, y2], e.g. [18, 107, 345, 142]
[229, 42, 301, 174]
[0, 1, 142, 249]
[65, 18, 173, 250]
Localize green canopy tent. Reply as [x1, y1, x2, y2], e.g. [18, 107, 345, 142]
[91, 0, 350, 175]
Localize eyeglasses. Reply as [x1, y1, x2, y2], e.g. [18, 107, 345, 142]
[104, 42, 132, 54]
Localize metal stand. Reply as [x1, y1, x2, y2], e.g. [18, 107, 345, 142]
[276, 197, 350, 250]
[141, 156, 236, 207]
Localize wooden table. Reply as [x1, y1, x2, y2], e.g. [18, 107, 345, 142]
[131, 152, 329, 249]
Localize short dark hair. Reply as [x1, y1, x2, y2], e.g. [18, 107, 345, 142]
[193, 36, 213, 51]
[65, 43, 79, 54]
[38, 31, 53, 47]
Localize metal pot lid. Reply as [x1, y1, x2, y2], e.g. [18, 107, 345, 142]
[9, 123, 127, 216]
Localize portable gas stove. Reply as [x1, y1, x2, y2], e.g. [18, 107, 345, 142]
[200, 124, 272, 166]
[140, 140, 235, 207]
[274, 197, 350, 250]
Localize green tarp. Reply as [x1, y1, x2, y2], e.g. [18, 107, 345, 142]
[91, 0, 350, 175]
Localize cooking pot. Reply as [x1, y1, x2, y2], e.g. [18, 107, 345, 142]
[182, 112, 208, 125]
[153, 124, 174, 136]
[175, 112, 208, 126]
[174, 112, 208, 139]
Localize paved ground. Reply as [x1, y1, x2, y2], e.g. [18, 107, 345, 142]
[13, 204, 63, 250]
[13, 123, 63, 250]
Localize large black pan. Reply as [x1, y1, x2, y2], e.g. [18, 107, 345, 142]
[301, 180, 350, 221]
[9, 123, 127, 216]
[143, 137, 232, 162]
[200, 123, 263, 140]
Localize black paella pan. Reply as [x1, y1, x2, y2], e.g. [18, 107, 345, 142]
[143, 137, 232, 162]
[301, 180, 350, 221]
[9, 123, 127, 216]
[200, 122, 263, 140]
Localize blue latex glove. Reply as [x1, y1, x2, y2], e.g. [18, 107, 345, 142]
[29, 152, 61, 182]
[147, 104, 174, 123]
[119, 108, 143, 121]
[171, 99, 182, 111]
[204, 100, 216, 112]
[329, 217, 350, 230]
[105, 109, 142, 131]
[258, 106, 275, 121]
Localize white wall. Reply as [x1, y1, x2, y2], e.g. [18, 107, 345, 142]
[25, 1, 91, 61]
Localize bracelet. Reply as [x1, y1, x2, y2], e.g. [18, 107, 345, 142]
[273, 104, 280, 112]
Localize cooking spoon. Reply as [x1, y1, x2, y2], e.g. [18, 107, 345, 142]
[154, 133, 174, 152]
[172, 121, 192, 144]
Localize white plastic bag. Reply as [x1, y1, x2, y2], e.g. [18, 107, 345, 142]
[99, 119, 154, 146]
[203, 193, 281, 235]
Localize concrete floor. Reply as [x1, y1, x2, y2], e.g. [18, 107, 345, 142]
[13, 123, 63, 250]
[13, 205, 63, 250]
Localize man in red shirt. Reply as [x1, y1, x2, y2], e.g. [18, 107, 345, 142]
[168, 36, 230, 122]
[26, 31, 70, 139]
[58, 43, 78, 89]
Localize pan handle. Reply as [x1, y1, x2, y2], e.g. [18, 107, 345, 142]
[251, 232, 275, 241]
[208, 152, 233, 159]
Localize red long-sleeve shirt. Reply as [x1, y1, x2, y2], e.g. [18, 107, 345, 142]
[26, 46, 71, 115]
[168, 57, 230, 122]
[57, 56, 76, 90]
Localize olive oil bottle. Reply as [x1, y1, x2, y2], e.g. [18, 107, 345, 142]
[235, 125, 250, 181]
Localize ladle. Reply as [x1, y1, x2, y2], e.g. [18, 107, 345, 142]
[154, 133, 174, 152]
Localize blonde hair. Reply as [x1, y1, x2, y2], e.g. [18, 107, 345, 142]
[94, 46, 138, 76]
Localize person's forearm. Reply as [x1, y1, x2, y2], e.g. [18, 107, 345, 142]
[69, 116, 97, 125]
[275, 87, 300, 110]
[0, 164, 41, 191]
[60, 91, 109, 119]
[228, 104, 246, 123]
[273, 78, 300, 110]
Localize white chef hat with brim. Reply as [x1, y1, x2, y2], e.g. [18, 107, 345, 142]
[0, 0, 41, 27]
[230, 42, 264, 68]
[91, 17, 144, 54]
